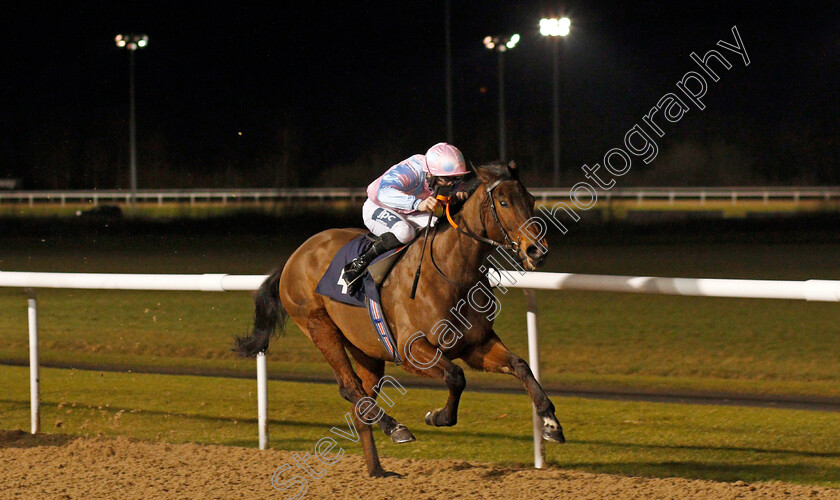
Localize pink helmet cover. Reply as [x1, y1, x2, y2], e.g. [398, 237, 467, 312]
[424, 143, 467, 176]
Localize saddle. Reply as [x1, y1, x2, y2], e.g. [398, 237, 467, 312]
[314, 234, 409, 363]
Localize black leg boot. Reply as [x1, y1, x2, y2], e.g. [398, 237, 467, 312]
[343, 233, 401, 294]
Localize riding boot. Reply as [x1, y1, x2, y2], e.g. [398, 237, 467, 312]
[343, 233, 401, 294]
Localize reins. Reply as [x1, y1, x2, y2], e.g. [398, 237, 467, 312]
[442, 179, 519, 252]
[429, 178, 520, 288]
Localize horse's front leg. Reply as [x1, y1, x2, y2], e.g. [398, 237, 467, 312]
[400, 334, 465, 427]
[463, 331, 565, 443]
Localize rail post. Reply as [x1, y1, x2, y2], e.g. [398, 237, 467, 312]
[257, 351, 268, 450]
[27, 289, 40, 434]
[524, 289, 545, 468]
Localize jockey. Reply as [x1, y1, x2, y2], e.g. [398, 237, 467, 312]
[343, 142, 469, 293]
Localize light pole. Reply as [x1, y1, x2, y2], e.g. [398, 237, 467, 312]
[483, 34, 519, 161]
[540, 17, 570, 185]
[115, 33, 148, 213]
[445, 0, 454, 143]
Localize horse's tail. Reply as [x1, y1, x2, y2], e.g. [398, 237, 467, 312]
[234, 265, 288, 357]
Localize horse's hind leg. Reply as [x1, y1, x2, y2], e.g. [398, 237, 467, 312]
[463, 331, 565, 443]
[346, 343, 415, 444]
[399, 336, 465, 427]
[304, 308, 409, 477]
[346, 343, 386, 398]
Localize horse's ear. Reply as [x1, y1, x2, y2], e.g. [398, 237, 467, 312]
[474, 160, 511, 184]
[474, 162, 495, 183]
[507, 161, 519, 180]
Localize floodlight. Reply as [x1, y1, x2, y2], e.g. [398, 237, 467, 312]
[540, 17, 571, 37]
[115, 33, 149, 51]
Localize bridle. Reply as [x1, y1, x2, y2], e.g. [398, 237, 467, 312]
[429, 177, 522, 288]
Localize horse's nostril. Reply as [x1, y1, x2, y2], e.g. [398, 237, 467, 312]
[526, 245, 544, 260]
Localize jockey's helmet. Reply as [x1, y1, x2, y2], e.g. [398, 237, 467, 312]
[424, 143, 467, 177]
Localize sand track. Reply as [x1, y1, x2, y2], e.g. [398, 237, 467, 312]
[1, 430, 837, 499]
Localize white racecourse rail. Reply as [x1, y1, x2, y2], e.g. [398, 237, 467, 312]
[2, 270, 840, 467]
[1, 186, 839, 207]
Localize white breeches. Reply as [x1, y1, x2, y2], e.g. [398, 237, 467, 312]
[362, 199, 436, 244]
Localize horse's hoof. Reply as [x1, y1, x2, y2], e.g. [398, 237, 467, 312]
[369, 468, 403, 478]
[542, 426, 566, 443]
[424, 410, 457, 427]
[389, 424, 416, 444]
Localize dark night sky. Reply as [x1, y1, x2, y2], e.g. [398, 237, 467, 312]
[2, 1, 838, 188]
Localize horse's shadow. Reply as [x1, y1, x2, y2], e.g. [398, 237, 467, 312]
[0, 429, 79, 449]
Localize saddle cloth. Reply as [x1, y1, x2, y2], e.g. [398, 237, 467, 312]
[314, 234, 408, 363]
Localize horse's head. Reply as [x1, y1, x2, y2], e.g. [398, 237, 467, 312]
[458, 161, 548, 270]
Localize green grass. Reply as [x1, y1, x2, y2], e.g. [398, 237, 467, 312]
[2, 218, 839, 488]
[1, 365, 838, 487]
[1, 228, 839, 399]
[2, 286, 837, 399]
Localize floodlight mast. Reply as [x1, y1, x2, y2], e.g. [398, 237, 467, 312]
[540, 17, 570, 186]
[484, 34, 519, 161]
[115, 34, 149, 213]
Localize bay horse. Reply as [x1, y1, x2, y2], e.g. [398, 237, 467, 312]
[235, 161, 565, 476]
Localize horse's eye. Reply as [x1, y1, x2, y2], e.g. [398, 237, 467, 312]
[499, 200, 509, 207]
